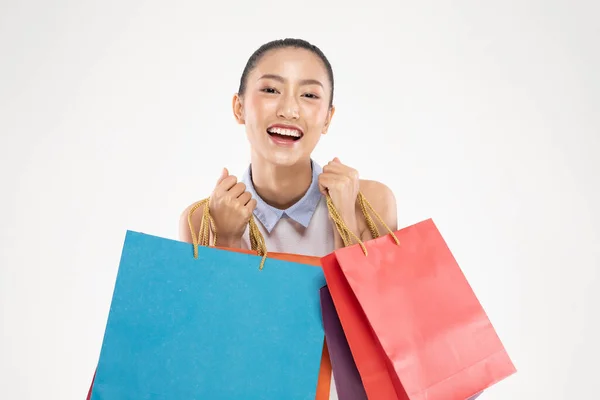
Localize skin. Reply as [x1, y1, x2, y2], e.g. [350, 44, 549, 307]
[179, 47, 398, 248]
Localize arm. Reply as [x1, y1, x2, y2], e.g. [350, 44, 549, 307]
[359, 179, 398, 234]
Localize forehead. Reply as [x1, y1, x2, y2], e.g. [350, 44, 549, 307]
[249, 47, 330, 87]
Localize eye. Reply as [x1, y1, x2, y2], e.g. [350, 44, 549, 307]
[303, 93, 320, 99]
[261, 87, 278, 94]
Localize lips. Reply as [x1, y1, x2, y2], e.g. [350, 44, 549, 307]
[266, 124, 304, 142]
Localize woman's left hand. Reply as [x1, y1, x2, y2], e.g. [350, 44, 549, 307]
[318, 157, 360, 225]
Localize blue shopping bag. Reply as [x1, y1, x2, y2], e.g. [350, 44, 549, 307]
[90, 230, 327, 400]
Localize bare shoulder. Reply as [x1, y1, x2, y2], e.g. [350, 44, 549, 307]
[178, 200, 206, 244]
[358, 179, 398, 231]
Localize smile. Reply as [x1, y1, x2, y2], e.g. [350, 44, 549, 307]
[266, 125, 304, 142]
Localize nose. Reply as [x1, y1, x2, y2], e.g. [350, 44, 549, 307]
[277, 94, 300, 120]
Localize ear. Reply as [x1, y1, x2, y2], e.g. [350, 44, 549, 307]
[321, 105, 336, 135]
[232, 93, 245, 124]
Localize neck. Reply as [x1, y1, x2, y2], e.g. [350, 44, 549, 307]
[250, 154, 313, 210]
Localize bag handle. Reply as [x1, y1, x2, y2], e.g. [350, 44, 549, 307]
[187, 198, 268, 270]
[325, 192, 400, 256]
[187, 191, 399, 265]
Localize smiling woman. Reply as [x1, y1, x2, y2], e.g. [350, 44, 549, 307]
[179, 37, 397, 256]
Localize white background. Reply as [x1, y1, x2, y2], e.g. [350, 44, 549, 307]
[1, 1, 599, 399]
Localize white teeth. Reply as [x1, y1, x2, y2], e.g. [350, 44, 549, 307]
[268, 127, 302, 137]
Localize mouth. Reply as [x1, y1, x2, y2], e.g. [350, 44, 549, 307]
[266, 125, 304, 143]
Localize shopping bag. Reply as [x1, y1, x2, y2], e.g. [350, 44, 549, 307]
[85, 248, 333, 399]
[88, 229, 328, 399]
[321, 194, 516, 400]
[85, 250, 333, 399]
[87, 274, 333, 400]
[320, 286, 367, 400]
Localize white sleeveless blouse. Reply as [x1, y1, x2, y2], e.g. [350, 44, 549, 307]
[240, 195, 336, 256]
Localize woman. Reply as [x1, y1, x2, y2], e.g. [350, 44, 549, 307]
[179, 38, 398, 256]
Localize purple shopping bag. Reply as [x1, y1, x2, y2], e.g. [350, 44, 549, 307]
[320, 286, 368, 400]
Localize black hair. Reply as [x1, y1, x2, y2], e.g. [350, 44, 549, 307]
[237, 38, 334, 107]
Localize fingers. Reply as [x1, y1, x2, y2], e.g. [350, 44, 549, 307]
[323, 159, 358, 180]
[319, 173, 341, 186]
[215, 175, 239, 194]
[323, 163, 342, 174]
[319, 166, 358, 196]
[228, 182, 247, 198]
[244, 198, 257, 213]
[323, 158, 344, 172]
[238, 191, 252, 205]
[216, 167, 229, 185]
[318, 172, 335, 196]
[213, 170, 255, 213]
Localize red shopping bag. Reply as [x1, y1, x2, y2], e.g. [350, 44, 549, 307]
[321, 196, 516, 400]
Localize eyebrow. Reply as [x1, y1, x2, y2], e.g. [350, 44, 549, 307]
[257, 74, 324, 88]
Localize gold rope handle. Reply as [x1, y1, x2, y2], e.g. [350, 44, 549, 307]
[187, 198, 268, 270]
[325, 192, 400, 256]
[357, 193, 400, 244]
[325, 194, 368, 254]
[359, 194, 380, 240]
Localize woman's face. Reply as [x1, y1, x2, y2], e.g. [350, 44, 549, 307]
[233, 47, 335, 167]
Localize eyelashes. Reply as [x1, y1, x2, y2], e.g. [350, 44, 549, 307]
[260, 87, 320, 99]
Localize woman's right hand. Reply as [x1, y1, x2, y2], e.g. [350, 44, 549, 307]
[208, 168, 257, 247]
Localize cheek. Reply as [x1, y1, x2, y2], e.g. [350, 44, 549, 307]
[304, 105, 330, 128]
[245, 94, 276, 121]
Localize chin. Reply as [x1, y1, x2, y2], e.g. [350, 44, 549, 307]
[264, 150, 309, 167]
[269, 153, 304, 166]
[248, 132, 315, 167]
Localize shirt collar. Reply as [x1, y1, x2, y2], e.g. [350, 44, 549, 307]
[241, 160, 323, 233]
